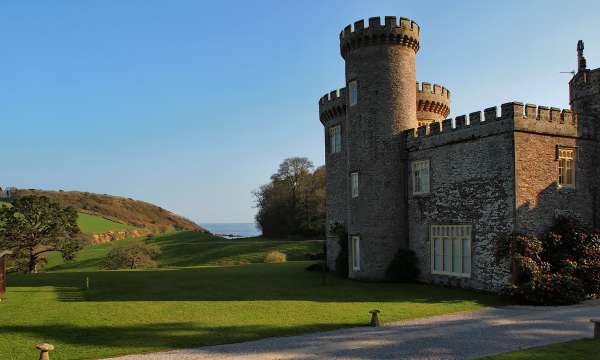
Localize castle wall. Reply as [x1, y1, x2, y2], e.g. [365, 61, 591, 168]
[405, 110, 515, 292]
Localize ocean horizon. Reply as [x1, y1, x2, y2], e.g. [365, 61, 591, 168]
[200, 223, 262, 238]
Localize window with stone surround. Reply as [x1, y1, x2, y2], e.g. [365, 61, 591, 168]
[431, 225, 471, 277]
[329, 125, 341, 154]
[351, 172, 359, 198]
[411, 160, 430, 195]
[558, 147, 575, 188]
[349, 80, 358, 106]
[351, 235, 360, 271]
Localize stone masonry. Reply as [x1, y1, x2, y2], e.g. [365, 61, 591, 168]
[318, 17, 600, 292]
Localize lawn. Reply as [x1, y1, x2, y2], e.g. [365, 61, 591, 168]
[1, 262, 504, 360]
[43, 231, 325, 271]
[480, 338, 600, 359]
[77, 212, 134, 234]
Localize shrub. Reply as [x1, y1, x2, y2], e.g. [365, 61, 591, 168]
[264, 250, 287, 263]
[385, 249, 420, 282]
[102, 241, 161, 270]
[305, 262, 328, 272]
[502, 216, 600, 305]
[330, 223, 348, 278]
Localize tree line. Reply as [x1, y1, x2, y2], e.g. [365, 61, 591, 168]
[254, 157, 326, 238]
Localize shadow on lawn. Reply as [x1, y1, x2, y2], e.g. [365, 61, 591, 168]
[1, 322, 351, 353]
[7, 263, 505, 306]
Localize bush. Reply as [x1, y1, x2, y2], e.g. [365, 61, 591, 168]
[305, 262, 328, 272]
[513, 273, 586, 305]
[502, 216, 600, 305]
[264, 250, 287, 263]
[102, 241, 161, 270]
[330, 223, 348, 278]
[385, 249, 420, 282]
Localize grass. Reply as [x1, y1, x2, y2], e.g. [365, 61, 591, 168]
[77, 212, 134, 234]
[1, 262, 504, 360]
[480, 338, 600, 359]
[43, 231, 324, 271]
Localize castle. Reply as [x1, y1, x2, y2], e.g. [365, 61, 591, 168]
[318, 16, 600, 292]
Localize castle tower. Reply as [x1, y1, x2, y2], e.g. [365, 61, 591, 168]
[416, 82, 451, 127]
[570, 40, 600, 122]
[340, 16, 420, 279]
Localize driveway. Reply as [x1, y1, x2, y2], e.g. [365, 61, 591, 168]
[108, 300, 600, 360]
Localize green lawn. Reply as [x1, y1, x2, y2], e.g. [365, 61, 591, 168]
[77, 212, 134, 234]
[44, 231, 324, 271]
[1, 262, 504, 360]
[480, 338, 600, 359]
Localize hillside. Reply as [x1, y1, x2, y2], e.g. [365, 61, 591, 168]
[44, 231, 324, 271]
[11, 189, 204, 233]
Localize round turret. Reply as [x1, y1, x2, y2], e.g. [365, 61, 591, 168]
[416, 82, 451, 127]
[341, 16, 420, 280]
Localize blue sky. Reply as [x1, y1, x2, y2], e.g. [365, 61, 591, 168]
[1, 1, 599, 223]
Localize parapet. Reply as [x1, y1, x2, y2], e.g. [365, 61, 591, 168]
[416, 82, 451, 126]
[339, 16, 420, 59]
[319, 87, 347, 124]
[405, 102, 582, 150]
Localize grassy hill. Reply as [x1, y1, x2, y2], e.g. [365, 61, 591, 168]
[44, 231, 324, 271]
[77, 212, 134, 233]
[11, 189, 203, 233]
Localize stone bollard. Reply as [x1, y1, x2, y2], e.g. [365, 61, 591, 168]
[592, 319, 600, 339]
[36, 343, 54, 360]
[369, 309, 381, 327]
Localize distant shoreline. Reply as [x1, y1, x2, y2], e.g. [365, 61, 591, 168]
[201, 223, 262, 238]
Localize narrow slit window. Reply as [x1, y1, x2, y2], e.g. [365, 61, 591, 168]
[349, 81, 358, 106]
[351, 235, 360, 271]
[351, 172, 359, 198]
[329, 125, 341, 154]
[411, 160, 430, 195]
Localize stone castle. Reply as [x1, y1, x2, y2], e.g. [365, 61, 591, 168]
[318, 16, 600, 292]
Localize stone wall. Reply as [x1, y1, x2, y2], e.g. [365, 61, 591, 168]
[406, 125, 515, 292]
[515, 133, 598, 234]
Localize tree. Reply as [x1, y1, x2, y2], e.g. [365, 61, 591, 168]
[254, 157, 326, 238]
[102, 241, 161, 270]
[0, 196, 82, 274]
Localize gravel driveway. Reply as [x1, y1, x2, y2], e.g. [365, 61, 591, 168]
[107, 300, 600, 360]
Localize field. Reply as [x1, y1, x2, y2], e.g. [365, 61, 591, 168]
[43, 231, 324, 271]
[481, 338, 599, 359]
[77, 212, 134, 234]
[1, 261, 503, 360]
[1, 231, 505, 360]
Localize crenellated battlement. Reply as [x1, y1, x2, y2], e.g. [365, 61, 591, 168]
[416, 82, 450, 98]
[405, 102, 581, 149]
[416, 82, 451, 124]
[339, 16, 420, 59]
[319, 87, 347, 124]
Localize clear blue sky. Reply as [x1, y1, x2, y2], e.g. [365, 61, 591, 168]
[2, 1, 599, 223]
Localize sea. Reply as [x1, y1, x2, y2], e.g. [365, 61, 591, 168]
[200, 223, 262, 238]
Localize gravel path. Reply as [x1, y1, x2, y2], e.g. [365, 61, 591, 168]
[107, 300, 600, 360]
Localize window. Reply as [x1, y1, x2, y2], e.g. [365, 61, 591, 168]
[351, 172, 359, 198]
[558, 148, 575, 187]
[349, 80, 358, 106]
[351, 235, 360, 271]
[412, 160, 430, 195]
[431, 225, 471, 277]
[329, 125, 341, 154]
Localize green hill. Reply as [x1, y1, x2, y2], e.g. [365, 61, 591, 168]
[77, 212, 134, 234]
[9, 189, 204, 233]
[44, 231, 324, 272]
